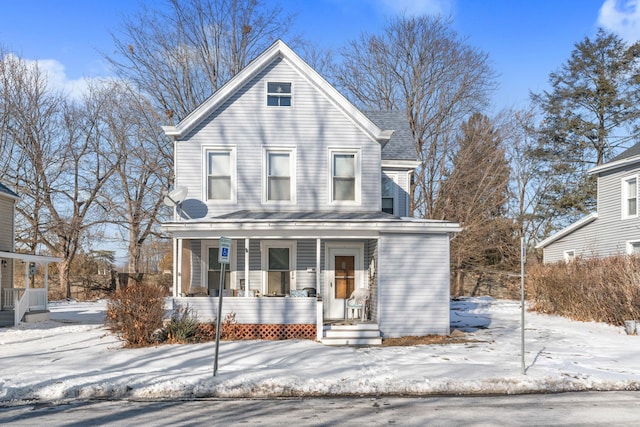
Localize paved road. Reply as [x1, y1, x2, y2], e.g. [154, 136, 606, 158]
[1, 392, 639, 426]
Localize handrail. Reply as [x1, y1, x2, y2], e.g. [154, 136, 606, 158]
[14, 288, 29, 326]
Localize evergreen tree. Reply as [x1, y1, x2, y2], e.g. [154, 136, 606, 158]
[435, 113, 512, 295]
[531, 29, 640, 226]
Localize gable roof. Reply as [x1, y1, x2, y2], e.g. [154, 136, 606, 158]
[0, 181, 18, 200]
[535, 213, 598, 249]
[162, 40, 394, 145]
[589, 142, 640, 175]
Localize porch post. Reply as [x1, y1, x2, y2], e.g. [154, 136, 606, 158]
[171, 238, 180, 298]
[44, 262, 49, 310]
[316, 237, 322, 341]
[176, 238, 183, 297]
[315, 238, 321, 291]
[24, 261, 29, 289]
[244, 238, 250, 297]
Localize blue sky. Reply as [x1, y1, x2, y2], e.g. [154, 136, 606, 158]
[2, 0, 639, 110]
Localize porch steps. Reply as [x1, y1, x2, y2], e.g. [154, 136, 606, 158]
[24, 310, 50, 323]
[321, 323, 382, 346]
[0, 310, 14, 327]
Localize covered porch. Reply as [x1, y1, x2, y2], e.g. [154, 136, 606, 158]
[163, 212, 387, 344]
[0, 251, 62, 327]
[162, 211, 460, 343]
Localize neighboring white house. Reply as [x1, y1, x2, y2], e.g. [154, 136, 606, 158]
[160, 40, 461, 344]
[0, 181, 61, 327]
[537, 143, 640, 263]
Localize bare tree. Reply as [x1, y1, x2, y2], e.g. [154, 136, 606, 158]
[434, 113, 512, 295]
[99, 81, 172, 278]
[0, 52, 120, 296]
[105, 0, 297, 123]
[503, 107, 555, 248]
[333, 15, 497, 218]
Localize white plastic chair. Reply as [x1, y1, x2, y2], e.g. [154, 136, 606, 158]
[346, 288, 370, 321]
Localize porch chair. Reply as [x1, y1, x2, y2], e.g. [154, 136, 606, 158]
[346, 288, 370, 321]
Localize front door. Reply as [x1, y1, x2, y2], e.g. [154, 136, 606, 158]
[325, 244, 363, 319]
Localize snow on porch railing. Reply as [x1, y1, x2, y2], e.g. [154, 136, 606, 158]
[3, 288, 24, 310]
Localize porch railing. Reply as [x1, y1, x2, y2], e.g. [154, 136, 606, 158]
[3, 287, 47, 325]
[28, 289, 47, 311]
[3, 288, 25, 310]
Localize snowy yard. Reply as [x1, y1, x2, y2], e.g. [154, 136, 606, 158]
[1, 297, 640, 402]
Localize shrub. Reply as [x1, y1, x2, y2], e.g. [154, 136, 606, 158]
[105, 283, 166, 347]
[221, 311, 238, 340]
[528, 255, 640, 325]
[160, 304, 199, 343]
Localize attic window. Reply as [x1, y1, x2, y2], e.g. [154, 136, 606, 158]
[267, 82, 292, 107]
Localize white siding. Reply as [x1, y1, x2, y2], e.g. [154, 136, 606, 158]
[377, 233, 450, 337]
[172, 296, 316, 324]
[175, 58, 381, 218]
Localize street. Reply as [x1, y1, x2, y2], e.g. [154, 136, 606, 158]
[1, 391, 639, 426]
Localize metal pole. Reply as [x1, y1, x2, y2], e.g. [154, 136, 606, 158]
[213, 263, 226, 376]
[521, 237, 526, 375]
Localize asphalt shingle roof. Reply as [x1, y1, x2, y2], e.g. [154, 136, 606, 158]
[363, 111, 416, 161]
[609, 142, 640, 163]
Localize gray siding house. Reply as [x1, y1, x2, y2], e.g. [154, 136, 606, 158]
[161, 40, 461, 343]
[537, 143, 640, 263]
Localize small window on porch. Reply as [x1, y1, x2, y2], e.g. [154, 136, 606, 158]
[208, 247, 231, 295]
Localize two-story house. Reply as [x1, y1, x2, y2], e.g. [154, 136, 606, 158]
[537, 143, 640, 262]
[161, 40, 461, 344]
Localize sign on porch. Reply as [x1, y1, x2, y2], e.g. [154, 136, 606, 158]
[218, 237, 231, 264]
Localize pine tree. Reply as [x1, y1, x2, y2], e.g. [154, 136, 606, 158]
[531, 29, 640, 226]
[435, 113, 512, 295]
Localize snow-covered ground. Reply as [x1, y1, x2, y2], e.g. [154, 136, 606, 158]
[1, 297, 640, 402]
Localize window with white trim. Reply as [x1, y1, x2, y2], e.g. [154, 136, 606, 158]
[202, 240, 236, 296]
[330, 150, 360, 203]
[261, 241, 296, 296]
[381, 172, 397, 214]
[627, 240, 640, 255]
[267, 82, 292, 107]
[564, 249, 576, 263]
[623, 176, 638, 218]
[205, 148, 235, 202]
[265, 149, 295, 202]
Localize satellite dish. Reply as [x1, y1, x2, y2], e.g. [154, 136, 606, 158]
[163, 186, 188, 207]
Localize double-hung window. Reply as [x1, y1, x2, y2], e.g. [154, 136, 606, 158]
[205, 147, 235, 202]
[381, 173, 397, 214]
[267, 82, 292, 107]
[623, 176, 638, 219]
[265, 148, 295, 202]
[331, 150, 360, 203]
